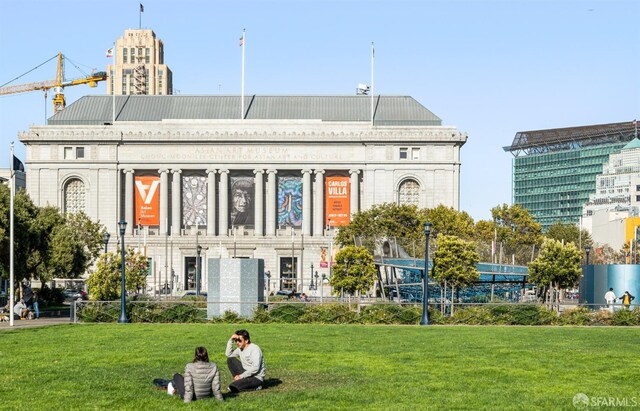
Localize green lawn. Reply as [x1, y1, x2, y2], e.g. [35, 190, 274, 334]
[1, 324, 638, 410]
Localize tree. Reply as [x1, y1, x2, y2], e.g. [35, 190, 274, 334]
[528, 238, 582, 310]
[432, 235, 480, 314]
[329, 246, 376, 297]
[545, 222, 593, 250]
[491, 203, 543, 265]
[86, 248, 149, 300]
[335, 203, 476, 258]
[423, 205, 475, 241]
[0, 184, 105, 284]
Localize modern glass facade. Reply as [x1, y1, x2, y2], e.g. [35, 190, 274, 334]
[505, 122, 636, 231]
[513, 143, 627, 229]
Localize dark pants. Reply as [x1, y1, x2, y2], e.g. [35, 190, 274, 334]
[172, 373, 185, 399]
[227, 357, 263, 392]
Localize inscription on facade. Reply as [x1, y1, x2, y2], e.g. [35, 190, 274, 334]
[130, 146, 352, 162]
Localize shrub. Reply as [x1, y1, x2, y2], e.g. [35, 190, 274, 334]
[359, 304, 421, 325]
[77, 302, 120, 322]
[297, 304, 358, 324]
[611, 308, 640, 326]
[252, 306, 271, 323]
[488, 304, 556, 326]
[558, 307, 593, 326]
[38, 285, 64, 307]
[450, 306, 493, 325]
[268, 303, 306, 323]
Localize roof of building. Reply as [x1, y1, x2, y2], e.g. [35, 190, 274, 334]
[622, 138, 640, 150]
[503, 121, 636, 157]
[47, 95, 442, 126]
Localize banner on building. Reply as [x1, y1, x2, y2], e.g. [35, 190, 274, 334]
[182, 175, 208, 226]
[325, 176, 350, 226]
[278, 176, 302, 227]
[230, 176, 255, 227]
[135, 176, 160, 226]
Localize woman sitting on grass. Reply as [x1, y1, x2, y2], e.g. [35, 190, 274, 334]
[168, 346, 224, 403]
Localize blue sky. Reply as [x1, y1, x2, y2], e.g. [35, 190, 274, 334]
[1, 0, 638, 221]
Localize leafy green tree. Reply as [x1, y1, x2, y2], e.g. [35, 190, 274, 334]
[329, 246, 376, 296]
[1, 184, 105, 284]
[528, 238, 582, 310]
[432, 235, 480, 314]
[86, 248, 148, 300]
[423, 205, 475, 241]
[491, 203, 543, 265]
[545, 222, 593, 250]
[335, 203, 476, 258]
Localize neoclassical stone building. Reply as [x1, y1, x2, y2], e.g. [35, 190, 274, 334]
[19, 95, 467, 295]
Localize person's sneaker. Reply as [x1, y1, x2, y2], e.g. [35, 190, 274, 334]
[255, 386, 262, 391]
[167, 382, 175, 396]
[228, 385, 239, 393]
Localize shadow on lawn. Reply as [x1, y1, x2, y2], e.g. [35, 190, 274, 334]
[223, 378, 283, 399]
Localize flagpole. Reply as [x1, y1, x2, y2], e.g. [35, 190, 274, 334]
[370, 42, 375, 126]
[241, 29, 246, 120]
[9, 142, 15, 327]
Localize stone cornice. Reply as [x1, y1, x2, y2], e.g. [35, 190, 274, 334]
[20, 123, 467, 145]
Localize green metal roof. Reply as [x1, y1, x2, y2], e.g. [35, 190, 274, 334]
[622, 138, 640, 150]
[47, 95, 442, 126]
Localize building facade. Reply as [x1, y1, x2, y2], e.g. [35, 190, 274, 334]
[106, 29, 173, 96]
[504, 122, 637, 230]
[19, 95, 467, 295]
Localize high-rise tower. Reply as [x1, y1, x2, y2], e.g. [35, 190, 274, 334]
[106, 29, 173, 96]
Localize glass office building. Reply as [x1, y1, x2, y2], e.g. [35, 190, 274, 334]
[504, 121, 637, 230]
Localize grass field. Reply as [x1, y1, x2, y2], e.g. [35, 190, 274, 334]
[1, 324, 639, 410]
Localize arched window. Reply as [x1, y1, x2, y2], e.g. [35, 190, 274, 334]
[398, 179, 420, 206]
[64, 178, 85, 214]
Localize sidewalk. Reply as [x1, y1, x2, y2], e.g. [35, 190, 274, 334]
[0, 316, 72, 330]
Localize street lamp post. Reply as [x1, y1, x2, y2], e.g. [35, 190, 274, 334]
[420, 222, 432, 326]
[196, 245, 202, 297]
[117, 220, 129, 323]
[309, 264, 315, 290]
[321, 274, 326, 303]
[314, 272, 319, 295]
[585, 246, 591, 265]
[103, 232, 110, 254]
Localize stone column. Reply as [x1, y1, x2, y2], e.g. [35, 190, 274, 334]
[302, 169, 312, 236]
[171, 169, 182, 236]
[314, 170, 325, 236]
[266, 169, 278, 236]
[124, 169, 134, 234]
[349, 169, 360, 217]
[159, 169, 169, 234]
[219, 170, 229, 236]
[206, 169, 217, 235]
[253, 169, 264, 236]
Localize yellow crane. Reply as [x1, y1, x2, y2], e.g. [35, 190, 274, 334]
[0, 52, 107, 113]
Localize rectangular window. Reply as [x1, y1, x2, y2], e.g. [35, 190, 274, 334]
[76, 147, 85, 159]
[399, 148, 408, 159]
[123, 48, 127, 64]
[411, 147, 420, 160]
[64, 147, 73, 159]
[145, 48, 150, 63]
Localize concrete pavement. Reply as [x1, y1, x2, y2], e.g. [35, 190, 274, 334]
[0, 316, 72, 330]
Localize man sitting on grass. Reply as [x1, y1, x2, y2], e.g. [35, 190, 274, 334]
[225, 329, 266, 393]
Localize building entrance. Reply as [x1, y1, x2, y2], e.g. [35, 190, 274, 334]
[279, 257, 297, 291]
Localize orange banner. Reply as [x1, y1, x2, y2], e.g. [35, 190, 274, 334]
[325, 176, 350, 226]
[135, 176, 160, 226]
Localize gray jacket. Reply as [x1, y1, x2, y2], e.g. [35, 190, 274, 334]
[183, 361, 224, 403]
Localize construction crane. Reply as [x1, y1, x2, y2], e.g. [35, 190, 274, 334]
[0, 52, 107, 113]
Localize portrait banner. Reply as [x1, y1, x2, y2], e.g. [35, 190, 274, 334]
[134, 176, 160, 226]
[278, 176, 302, 227]
[325, 176, 350, 226]
[182, 175, 207, 226]
[230, 176, 255, 227]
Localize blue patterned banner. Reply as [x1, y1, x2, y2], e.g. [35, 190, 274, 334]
[277, 176, 302, 227]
